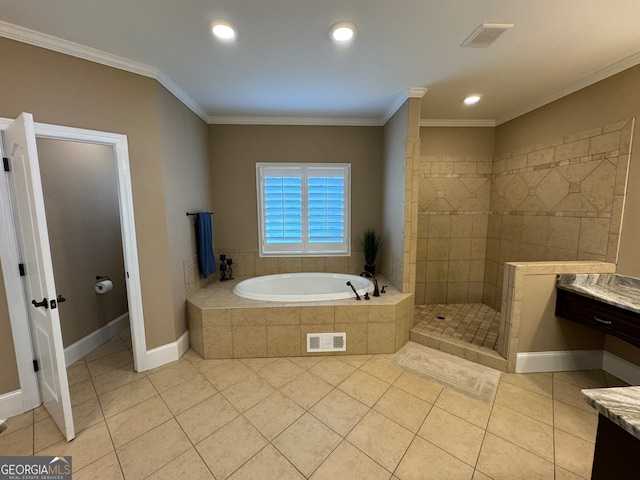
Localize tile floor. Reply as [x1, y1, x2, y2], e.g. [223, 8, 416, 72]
[0, 329, 627, 480]
[413, 303, 501, 351]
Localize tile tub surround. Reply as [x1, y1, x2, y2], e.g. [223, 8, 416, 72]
[582, 386, 640, 441]
[557, 273, 640, 314]
[187, 276, 414, 359]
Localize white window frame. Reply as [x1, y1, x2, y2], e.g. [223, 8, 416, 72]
[256, 162, 351, 257]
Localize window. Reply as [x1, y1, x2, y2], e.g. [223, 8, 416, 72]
[256, 163, 350, 256]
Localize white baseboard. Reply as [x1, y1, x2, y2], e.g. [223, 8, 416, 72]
[516, 349, 640, 385]
[515, 350, 603, 373]
[143, 330, 190, 371]
[603, 351, 640, 386]
[0, 389, 25, 419]
[64, 313, 129, 367]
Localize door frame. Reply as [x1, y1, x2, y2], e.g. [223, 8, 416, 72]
[0, 117, 148, 411]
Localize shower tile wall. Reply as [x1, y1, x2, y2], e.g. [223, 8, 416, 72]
[483, 119, 633, 309]
[415, 156, 492, 305]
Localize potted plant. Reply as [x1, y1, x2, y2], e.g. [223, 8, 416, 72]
[360, 228, 383, 275]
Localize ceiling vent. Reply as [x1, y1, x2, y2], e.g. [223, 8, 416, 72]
[462, 23, 514, 47]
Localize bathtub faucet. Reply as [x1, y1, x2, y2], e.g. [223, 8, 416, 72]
[359, 271, 380, 297]
[346, 281, 361, 300]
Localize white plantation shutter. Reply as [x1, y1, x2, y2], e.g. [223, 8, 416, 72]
[257, 163, 350, 256]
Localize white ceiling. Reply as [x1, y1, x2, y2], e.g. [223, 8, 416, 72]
[1, 0, 640, 125]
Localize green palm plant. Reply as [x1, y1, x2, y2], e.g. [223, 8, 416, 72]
[360, 228, 383, 273]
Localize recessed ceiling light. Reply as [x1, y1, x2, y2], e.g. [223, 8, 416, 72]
[210, 20, 237, 41]
[330, 22, 356, 42]
[464, 95, 481, 105]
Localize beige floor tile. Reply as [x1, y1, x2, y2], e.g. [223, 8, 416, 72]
[258, 358, 306, 388]
[34, 405, 50, 422]
[98, 377, 157, 418]
[336, 354, 372, 368]
[105, 395, 173, 447]
[187, 354, 231, 374]
[176, 393, 240, 444]
[146, 448, 215, 480]
[279, 371, 333, 410]
[73, 452, 123, 480]
[393, 371, 443, 404]
[273, 413, 342, 477]
[67, 361, 91, 386]
[39, 422, 114, 471]
[373, 386, 432, 433]
[360, 355, 403, 383]
[87, 349, 133, 377]
[197, 416, 268, 480]
[346, 410, 413, 472]
[555, 465, 586, 480]
[116, 419, 191, 480]
[553, 370, 608, 389]
[553, 379, 597, 414]
[288, 356, 325, 369]
[338, 370, 390, 407]
[228, 444, 305, 480]
[434, 388, 491, 429]
[202, 359, 253, 390]
[472, 470, 493, 480]
[418, 406, 485, 467]
[245, 391, 305, 440]
[554, 429, 595, 479]
[5, 410, 33, 431]
[69, 396, 104, 434]
[221, 373, 276, 412]
[310, 357, 356, 386]
[240, 357, 279, 372]
[34, 415, 65, 452]
[0, 424, 33, 455]
[476, 433, 554, 480]
[553, 400, 598, 442]
[487, 405, 554, 462]
[310, 440, 391, 480]
[84, 337, 128, 363]
[500, 372, 552, 398]
[147, 360, 200, 392]
[494, 382, 553, 425]
[91, 364, 146, 395]
[604, 372, 629, 387]
[395, 435, 474, 480]
[160, 373, 217, 415]
[309, 389, 370, 436]
[70, 378, 98, 406]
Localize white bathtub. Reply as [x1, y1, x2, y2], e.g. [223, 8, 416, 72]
[233, 272, 374, 302]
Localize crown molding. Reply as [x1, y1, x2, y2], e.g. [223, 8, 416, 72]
[0, 21, 208, 122]
[381, 87, 428, 125]
[497, 50, 640, 125]
[207, 115, 382, 126]
[420, 119, 496, 127]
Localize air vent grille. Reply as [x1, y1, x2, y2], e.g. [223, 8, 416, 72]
[307, 332, 346, 352]
[462, 23, 513, 47]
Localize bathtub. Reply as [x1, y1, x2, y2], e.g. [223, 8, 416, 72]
[233, 272, 374, 302]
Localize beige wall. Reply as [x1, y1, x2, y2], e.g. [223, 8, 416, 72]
[0, 37, 210, 363]
[495, 64, 640, 280]
[381, 102, 409, 289]
[208, 124, 383, 276]
[0, 259, 20, 394]
[157, 84, 214, 338]
[38, 138, 128, 347]
[416, 127, 494, 304]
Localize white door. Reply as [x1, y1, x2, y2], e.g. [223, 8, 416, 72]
[2, 113, 74, 440]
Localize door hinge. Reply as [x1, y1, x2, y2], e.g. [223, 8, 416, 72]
[2, 157, 8, 172]
[33, 359, 39, 372]
[18, 263, 25, 276]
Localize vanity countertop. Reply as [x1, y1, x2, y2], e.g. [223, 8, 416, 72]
[556, 273, 640, 315]
[582, 386, 640, 441]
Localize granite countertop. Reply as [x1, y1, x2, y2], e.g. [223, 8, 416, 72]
[582, 386, 640, 440]
[556, 273, 640, 315]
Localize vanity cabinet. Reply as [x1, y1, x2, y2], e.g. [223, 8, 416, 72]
[555, 288, 640, 349]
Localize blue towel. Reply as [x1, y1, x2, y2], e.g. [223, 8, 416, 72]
[195, 212, 216, 278]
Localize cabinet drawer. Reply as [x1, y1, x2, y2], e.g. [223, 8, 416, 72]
[556, 289, 640, 349]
